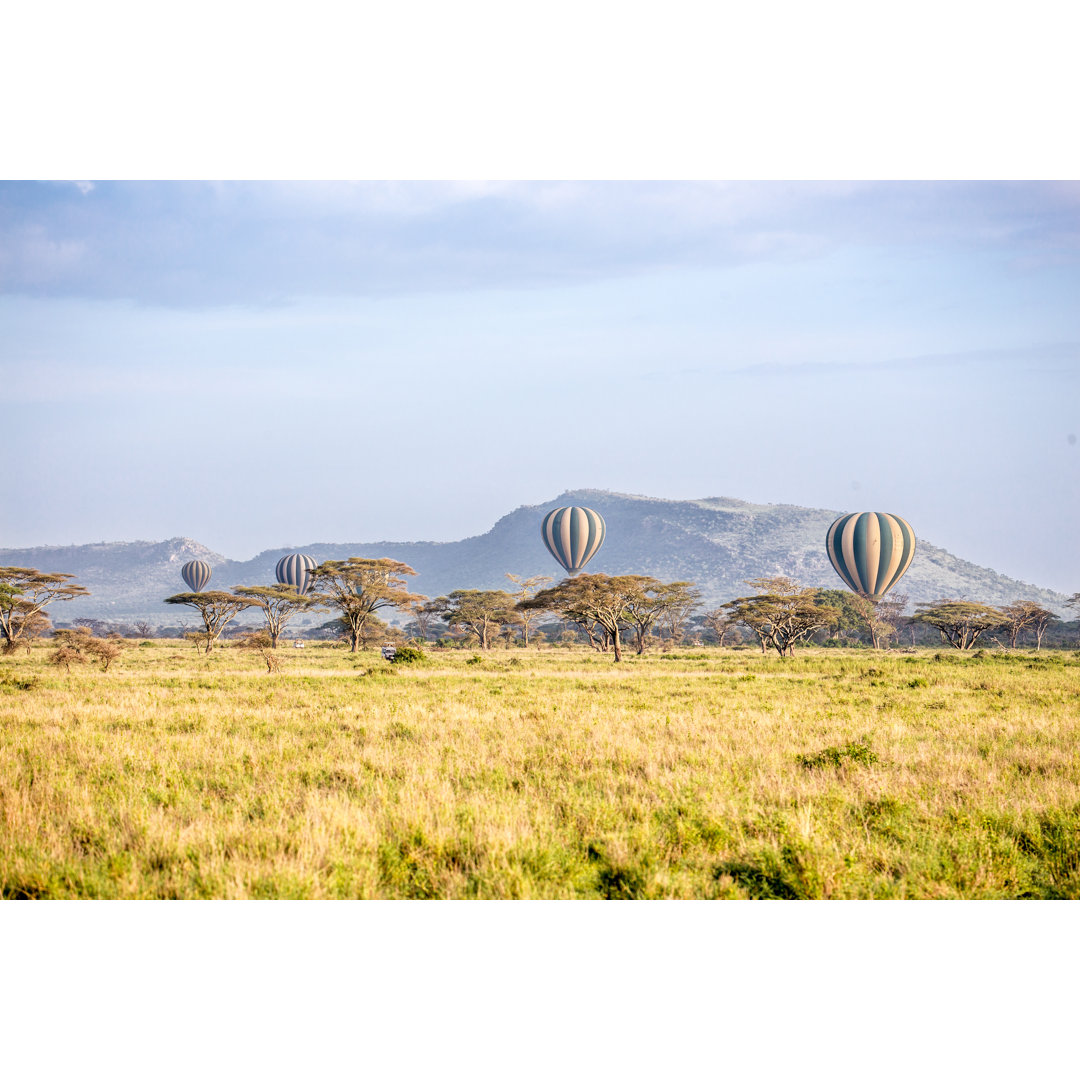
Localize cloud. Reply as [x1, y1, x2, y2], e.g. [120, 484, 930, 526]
[1, 181, 1078, 307]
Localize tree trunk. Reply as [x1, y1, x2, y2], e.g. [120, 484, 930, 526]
[612, 626, 622, 662]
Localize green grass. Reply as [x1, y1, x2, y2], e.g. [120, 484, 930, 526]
[2, 642, 1079, 898]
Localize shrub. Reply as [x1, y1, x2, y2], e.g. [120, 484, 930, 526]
[389, 645, 426, 666]
[798, 742, 880, 769]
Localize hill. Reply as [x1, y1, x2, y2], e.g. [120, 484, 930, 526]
[0, 490, 1069, 624]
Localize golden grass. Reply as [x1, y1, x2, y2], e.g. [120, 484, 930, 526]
[2, 643, 1078, 898]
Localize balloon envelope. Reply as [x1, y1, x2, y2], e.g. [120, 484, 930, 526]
[181, 559, 212, 593]
[826, 512, 916, 600]
[275, 553, 317, 595]
[541, 506, 606, 575]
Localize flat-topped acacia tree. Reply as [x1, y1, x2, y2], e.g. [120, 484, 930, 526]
[519, 574, 659, 662]
[722, 577, 836, 657]
[0, 567, 90, 653]
[163, 591, 260, 654]
[913, 600, 1007, 651]
[233, 585, 325, 648]
[429, 590, 516, 650]
[307, 558, 425, 653]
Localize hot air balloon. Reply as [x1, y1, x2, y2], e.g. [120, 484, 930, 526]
[826, 512, 915, 600]
[276, 553, 317, 595]
[541, 506, 606, 575]
[181, 559, 212, 592]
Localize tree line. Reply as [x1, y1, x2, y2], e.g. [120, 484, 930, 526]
[3, 562, 1080, 661]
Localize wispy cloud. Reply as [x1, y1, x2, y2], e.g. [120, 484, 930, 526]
[2, 181, 1078, 307]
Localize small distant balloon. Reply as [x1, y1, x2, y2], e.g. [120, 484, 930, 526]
[826, 512, 915, 601]
[181, 560, 212, 592]
[541, 506, 606, 575]
[275, 553, 317, 595]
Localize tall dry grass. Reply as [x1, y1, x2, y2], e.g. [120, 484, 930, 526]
[2, 642, 1078, 898]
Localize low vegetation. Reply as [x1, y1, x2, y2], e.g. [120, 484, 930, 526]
[3, 642, 1078, 899]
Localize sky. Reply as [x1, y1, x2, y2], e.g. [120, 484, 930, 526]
[2, 179, 1079, 592]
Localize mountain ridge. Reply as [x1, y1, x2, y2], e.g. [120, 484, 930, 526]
[1, 490, 1069, 623]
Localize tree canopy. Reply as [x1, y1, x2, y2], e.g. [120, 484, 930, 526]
[233, 585, 325, 648]
[520, 574, 667, 662]
[723, 577, 835, 657]
[430, 590, 516, 650]
[307, 558, 424, 653]
[163, 591, 259, 653]
[998, 600, 1059, 650]
[0, 567, 90, 652]
[912, 600, 1006, 650]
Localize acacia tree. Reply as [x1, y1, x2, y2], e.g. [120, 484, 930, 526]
[873, 593, 909, 649]
[13, 611, 52, 653]
[163, 591, 260, 654]
[50, 626, 128, 672]
[233, 585, 325, 648]
[701, 607, 740, 647]
[519, 574, 652, 662]
[307, 558, 424, 653]
[614, 576, 700, 655]
[505, 573, 552, 646]
[912, 600, 1006, 650]
[654, 582, 702, 646]
[617, 576, 666, 654]
[233, 630, 283, 673]
[1066, 594, 1080, 645]
[998, 601, 1059, 650]
[431, 590, 516, 650]
[723, 577, 836, 658]
[0, 567, 90, 653]
[407, 598, 446, 642]
[848, 593, 904, 650]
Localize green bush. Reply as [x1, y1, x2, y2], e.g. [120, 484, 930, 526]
[389, 645, 426, 666]
[798, 742, 879, 769]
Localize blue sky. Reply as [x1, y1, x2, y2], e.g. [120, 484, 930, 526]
[2, 180, 1078, 592]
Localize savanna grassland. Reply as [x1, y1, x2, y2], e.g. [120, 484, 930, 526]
[2, 642, 1079, 899]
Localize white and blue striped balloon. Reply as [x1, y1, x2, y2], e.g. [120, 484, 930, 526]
[826, 512, 916, 601]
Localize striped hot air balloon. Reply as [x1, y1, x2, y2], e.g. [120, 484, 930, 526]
[826, 512, 916, 601]
[541, 506, 606, 575]
[276, 553, 317, 595]
[181, 559, 212, 592]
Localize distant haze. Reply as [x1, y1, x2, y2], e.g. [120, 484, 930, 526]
[2, 182, 1078, 594]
